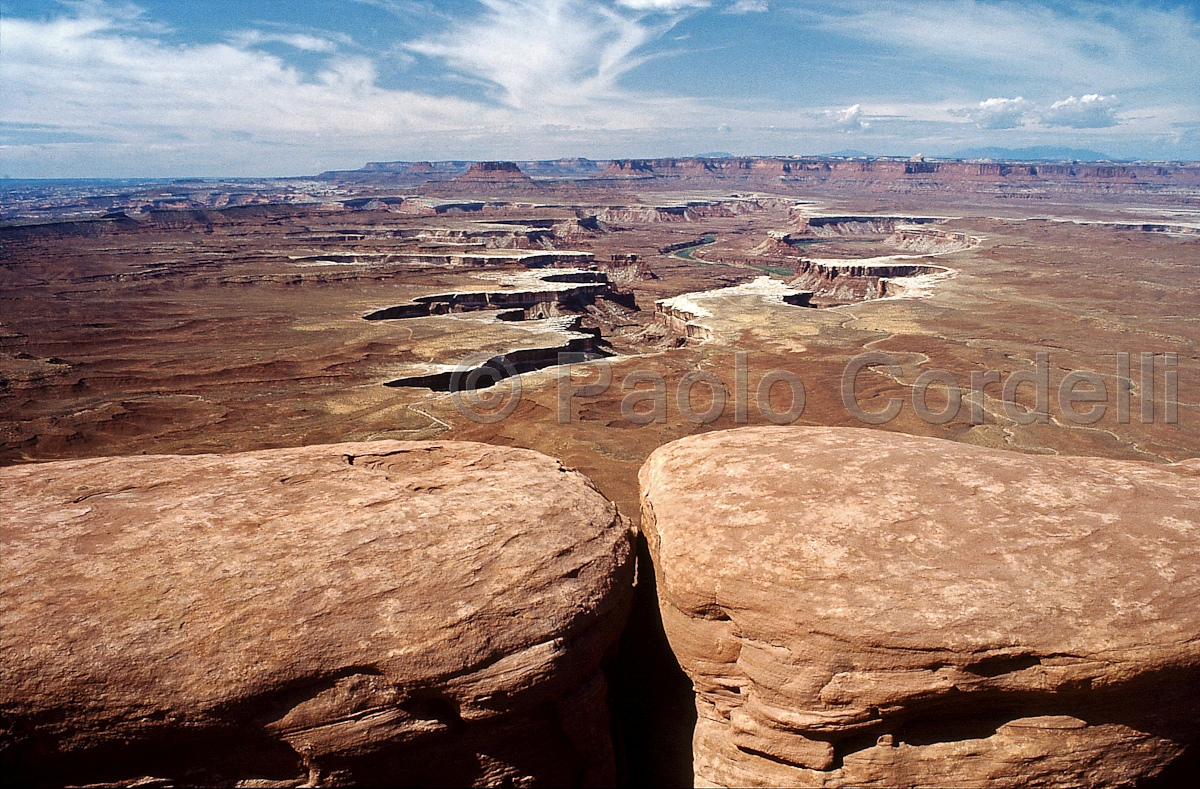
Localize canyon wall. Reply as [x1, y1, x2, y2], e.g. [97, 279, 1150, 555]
[595, 157, 1200, 188]
[653, 299, 715, 343]
[788, 260, 948, 302]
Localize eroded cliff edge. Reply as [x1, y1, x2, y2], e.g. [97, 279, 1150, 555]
[639, 427, 1200, 788]
[0, 440, 635, 787]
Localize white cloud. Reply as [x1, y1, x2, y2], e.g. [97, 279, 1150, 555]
[804, 1, 1200, 99]
[823, 104, 869, 132]
[406, 0, 675, 111]
[59, 0, 171, 33]
[2, 0, 1196, 175]
[726, 0, 768, 12]
[951, 94, 1124, 130]
[0, 7, 493, 164]
[0, 0, 742, 174]
[1040, 94, 1120, 128]
[615, 0, 710, 10]
[962, 97, 1029, 129]
[229, 30, 341, 53]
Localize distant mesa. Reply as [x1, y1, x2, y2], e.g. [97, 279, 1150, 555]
[450, 161, 536, 187]
[952, 146, 1116, 162]
[466, 160, 524, 174]
[309, 155, 1200, 194]
[358, 160, 410, 172]
[314, 160, 474, 183]
[601, 158, 724, 177]
[518, 157, 606, 178]
[661, 158, 721, 176]
[395, 160, 472, 180]
[603, 159, 657, 177]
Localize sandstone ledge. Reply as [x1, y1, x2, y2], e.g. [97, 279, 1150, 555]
[1, 440, 635, 787]
[639, 427, 1200, 788]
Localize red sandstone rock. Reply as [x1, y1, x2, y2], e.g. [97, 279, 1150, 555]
[600, 159, 657, 177]
[451, 161, 536, 188]
[1, 440, 634, 787]
[639, 427, 1200, 788]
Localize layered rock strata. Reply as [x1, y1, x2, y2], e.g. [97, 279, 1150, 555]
[596, 157, 1200, 191]
[1, 440, 635, 787]
[788, 259, 950, 302]
[593, 200, 768, 223]
[449, 161, 538, 190]
[639, 426, 1200, 788]
[363, 269, 616, 321]
[654, 277, 814, 344]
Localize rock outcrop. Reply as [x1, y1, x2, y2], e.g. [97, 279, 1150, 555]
[363, 269, 616, 321]
[653, 276, 814, 344]
[450, 161, 537, 190]
[600, 159, 658, 178]
[786, 215, 939, 235]
[1, 440, 635, 787]
[594, 199, 767, 224]
[788, 259, 950, 302]
[590, 157, 1200, 194]
[639, 427, 1200, 788]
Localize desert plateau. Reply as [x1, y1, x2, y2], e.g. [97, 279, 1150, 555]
[3, 155, 1198, 787]
[3, 0, 1200, 786]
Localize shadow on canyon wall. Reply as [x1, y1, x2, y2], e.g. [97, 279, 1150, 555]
[610, 533, 696, 787]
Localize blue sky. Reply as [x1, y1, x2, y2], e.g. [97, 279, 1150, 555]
[2, 0, 1198, 177]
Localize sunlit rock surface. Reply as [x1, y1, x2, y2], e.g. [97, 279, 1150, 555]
[1, 440, 634, 787]
[639, 426, 1200, 788]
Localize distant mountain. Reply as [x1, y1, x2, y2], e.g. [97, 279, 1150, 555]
[820, 149, 872, 158]
[695, 151, 733, 158]
[519, 157, 605, 177]
[951, 146, 1118, 162]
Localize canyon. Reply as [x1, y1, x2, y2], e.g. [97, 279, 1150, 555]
[2, 157, 1198, 787]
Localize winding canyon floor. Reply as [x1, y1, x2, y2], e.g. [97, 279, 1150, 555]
[3, 187, 1197, 527]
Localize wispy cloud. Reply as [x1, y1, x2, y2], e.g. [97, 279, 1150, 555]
[228, 30, 341, 53]
[726, 0, 768, 12]
[0, 4, 496, 173]
[0, 0, 732, 173]
[804, 0, 1200, 98]
[615, 0, 709, 9]
[404, 0, 695, 111]
[1, 0, 1197, 175]
[1, 10, 482, 133]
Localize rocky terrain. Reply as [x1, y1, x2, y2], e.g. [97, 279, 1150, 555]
[2, 160, 1199, 786]
[640, 427, 1200, 788]
[446, 161, 540, 192]
[1, 440, 634, 787]
[8, 155, 1199, 224]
